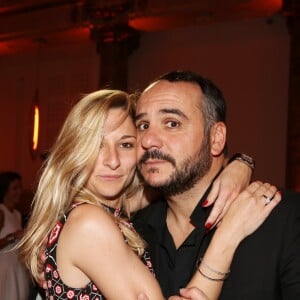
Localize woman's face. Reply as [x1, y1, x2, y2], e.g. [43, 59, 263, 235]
[86, 108, 137, 205]
[6, 179, 22, 206]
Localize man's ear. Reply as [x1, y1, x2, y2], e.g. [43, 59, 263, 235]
[210, 122, 226, 156]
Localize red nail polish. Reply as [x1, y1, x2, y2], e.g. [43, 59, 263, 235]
[205, 223, 212, 233]
[202, 200, 208, 207]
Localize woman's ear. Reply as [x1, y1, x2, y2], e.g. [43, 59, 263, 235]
[210, 122, 226, 156]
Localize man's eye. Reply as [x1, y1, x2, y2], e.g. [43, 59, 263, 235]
[137, 123, 149, 131]
[166, 121, 180, 128]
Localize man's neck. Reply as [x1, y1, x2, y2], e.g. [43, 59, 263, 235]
[166, 158, 223, 248]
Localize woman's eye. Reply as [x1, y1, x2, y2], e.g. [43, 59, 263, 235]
[137, 123, 149, 131]
[166, 121, 180, 128]
[121, 142, 134, 149]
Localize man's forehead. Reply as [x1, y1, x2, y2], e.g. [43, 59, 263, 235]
[137, 80, 202, 112]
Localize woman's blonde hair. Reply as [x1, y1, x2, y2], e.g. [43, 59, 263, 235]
[19, 89, 145, 282]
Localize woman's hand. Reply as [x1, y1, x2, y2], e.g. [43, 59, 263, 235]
[217, 181, 281, 243]
[204, 160, 252, 230]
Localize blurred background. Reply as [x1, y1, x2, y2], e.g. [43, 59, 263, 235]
[0, 0, 299, 209]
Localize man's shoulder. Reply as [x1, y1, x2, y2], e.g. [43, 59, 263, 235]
[263, 188, 300, 227]
[277, 188, 300, 211]
[220, 189, 300, 299]
[282, 188, 300, 199]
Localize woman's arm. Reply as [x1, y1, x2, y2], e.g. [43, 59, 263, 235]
[59, 204, 165, 300]
[186, 181, 281, 300]
[204, 155, 254, 229]
[44, 181, 280, 300]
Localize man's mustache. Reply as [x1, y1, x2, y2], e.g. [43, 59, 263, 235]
[138, 149, 176, 167]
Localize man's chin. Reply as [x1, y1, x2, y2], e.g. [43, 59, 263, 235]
[138, 166, 171, 185]
[144, 176, 170, 190]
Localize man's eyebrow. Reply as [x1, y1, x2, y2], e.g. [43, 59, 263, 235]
[160, 108, 188, 120]
[135, 108, 188, 121]
[134, 112, 146, 122]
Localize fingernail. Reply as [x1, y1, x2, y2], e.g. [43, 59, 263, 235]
[205, 223, 212, 233]
[278, 190, 282, 196]
[202, 200, 208, 207]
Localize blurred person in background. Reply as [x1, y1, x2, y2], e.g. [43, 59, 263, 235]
[0, 171, 30, 300]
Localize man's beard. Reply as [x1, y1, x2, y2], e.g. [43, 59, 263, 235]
[137, 136, 212, 196]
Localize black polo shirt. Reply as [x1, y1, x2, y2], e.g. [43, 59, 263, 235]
[133, 189, 300, 300]
[133, 187, 214, 297]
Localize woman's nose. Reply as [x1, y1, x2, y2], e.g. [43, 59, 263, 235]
[103, 147, 121, 169]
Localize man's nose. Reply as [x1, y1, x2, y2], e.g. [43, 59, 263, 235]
[139, 128, 163, 150]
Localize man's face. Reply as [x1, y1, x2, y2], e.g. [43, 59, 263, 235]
[7, 178, 22, 206]
[135, 80, 212, 196]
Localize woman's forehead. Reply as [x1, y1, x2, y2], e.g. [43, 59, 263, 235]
[104, 108, 135, 136]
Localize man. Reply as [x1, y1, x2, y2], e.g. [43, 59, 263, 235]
[133, 70, 300, 299]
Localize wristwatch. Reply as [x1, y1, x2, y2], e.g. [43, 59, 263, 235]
[228, 153, 255, 171]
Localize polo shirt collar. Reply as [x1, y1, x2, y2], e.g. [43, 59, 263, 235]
[144, 185, 212, 243]
[144, 168, 223, 240]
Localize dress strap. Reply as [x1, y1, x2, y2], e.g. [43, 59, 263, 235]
[65, 202, 87, 217]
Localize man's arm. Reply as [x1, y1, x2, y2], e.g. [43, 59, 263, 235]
[280, 190, 300, 299]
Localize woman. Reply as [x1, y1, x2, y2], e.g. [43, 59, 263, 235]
[0, 171, 30, 300]
[20, 89, 280, 299]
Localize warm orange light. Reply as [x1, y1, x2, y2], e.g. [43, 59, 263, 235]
[30, 90, 40, 159]
[32, 104, 39, 151]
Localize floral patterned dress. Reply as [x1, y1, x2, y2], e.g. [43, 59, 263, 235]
[44, 203, 154, 299]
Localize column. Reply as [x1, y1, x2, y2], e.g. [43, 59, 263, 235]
[91, 25, 140, 91]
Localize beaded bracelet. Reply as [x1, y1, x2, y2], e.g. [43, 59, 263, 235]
[197, 268, 227, 282]
[198, 257, 230, 276]
[197, 257, 230, 281]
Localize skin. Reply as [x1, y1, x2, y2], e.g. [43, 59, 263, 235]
[136, 81, 211, 189]
[135, 80, 226, 248]
[37, 80, 255, 292]
[86, 108, 137, 206]
[37, 95, 252, 296]
[54, 107, 166, 299]
[39, 84, 281, 300]
[134, 80, 281, 299]
[41, 97, 281, 300]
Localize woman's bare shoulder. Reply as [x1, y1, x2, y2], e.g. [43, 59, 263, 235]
[65, 203, 121, 240]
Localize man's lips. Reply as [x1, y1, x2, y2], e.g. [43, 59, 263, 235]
[142, 159, 167, 165]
